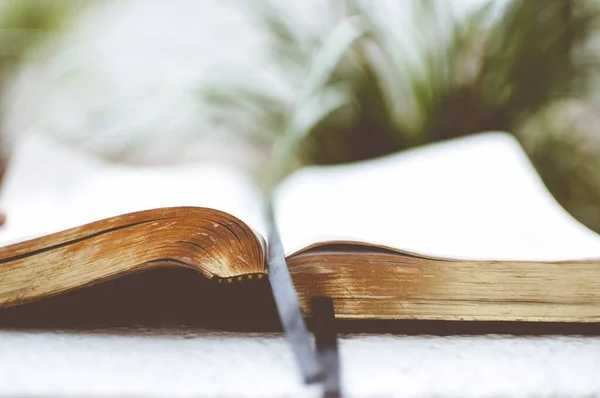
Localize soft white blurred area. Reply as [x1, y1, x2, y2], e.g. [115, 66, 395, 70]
[1, 0, 505, 169]
[0, 134, 268, 244]
[3, 0, 266, 167]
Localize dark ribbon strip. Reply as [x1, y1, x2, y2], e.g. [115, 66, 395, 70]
[266, 206, 323, 384]
[311, 297, 342, 398]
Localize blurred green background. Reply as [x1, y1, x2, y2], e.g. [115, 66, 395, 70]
[1, 0, 600, 231]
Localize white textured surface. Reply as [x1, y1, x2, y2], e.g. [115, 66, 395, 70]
[2, 330, 600, 397]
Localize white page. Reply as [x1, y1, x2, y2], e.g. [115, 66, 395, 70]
[275, 132, 600, 260]
[0, 134, 267, 244]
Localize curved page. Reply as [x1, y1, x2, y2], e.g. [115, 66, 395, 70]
[275, 132, 600, 260]
[0, 134, 267, 244]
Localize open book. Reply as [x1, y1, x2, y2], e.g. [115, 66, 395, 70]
[1, 132, 600, 322]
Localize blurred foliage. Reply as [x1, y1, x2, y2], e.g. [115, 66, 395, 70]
[0, 0, 82, 110]
[518, 99, 600, 232]
[202, 0, 600, 231]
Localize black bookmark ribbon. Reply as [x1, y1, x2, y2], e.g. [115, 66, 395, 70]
[266, 206, 323, 384]
[266, 205, 341, 396]
[311, 297, 341, 398]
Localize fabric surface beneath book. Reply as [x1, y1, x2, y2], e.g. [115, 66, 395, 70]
[1, 329, 600, 397]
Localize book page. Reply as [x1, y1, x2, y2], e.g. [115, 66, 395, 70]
[274, 132, 600, 260]
[0, 134, 267, 245]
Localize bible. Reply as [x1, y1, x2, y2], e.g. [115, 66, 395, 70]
[1, 132, 600, 321]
